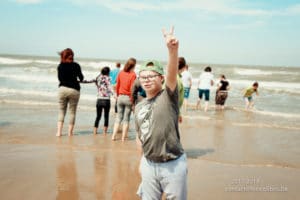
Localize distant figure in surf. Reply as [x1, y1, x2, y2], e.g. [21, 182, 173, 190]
[243, 82, 259, 110]
[181, 64, 193, 112]
[56, 48, 84, 137]
[196, 66, 214, 112]
[215, 74, 230, 110]
[110, 62, 121, 114]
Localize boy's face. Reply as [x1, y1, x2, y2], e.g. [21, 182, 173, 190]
[139, 70, 164, 94]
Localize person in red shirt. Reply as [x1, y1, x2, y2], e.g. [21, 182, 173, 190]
[111, 58, 137, 141]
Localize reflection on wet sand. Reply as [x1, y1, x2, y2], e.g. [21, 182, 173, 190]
[55, 136, 140, 200]
[56, 138, 79, 200]
[94, 149, 111, 199]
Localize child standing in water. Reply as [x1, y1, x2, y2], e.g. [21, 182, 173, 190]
[215, 74, 230, 110]
[196, 66, 214, 112]
[83, 67, 113, 135]
[243, 82, 259, 110]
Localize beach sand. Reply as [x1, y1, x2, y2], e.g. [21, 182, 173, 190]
[0, 103, 299, 200]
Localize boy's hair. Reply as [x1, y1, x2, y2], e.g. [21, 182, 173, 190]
[221, 74, 226, 79]
[101, 66, 110, 76]
[116, 62, 121, 68]
[253, 82, 259, 87]
[204, 66, 212, 72]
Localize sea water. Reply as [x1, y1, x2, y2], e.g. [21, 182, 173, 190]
[0, 54, 300, 130]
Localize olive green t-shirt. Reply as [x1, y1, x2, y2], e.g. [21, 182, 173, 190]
[134, 85, 184, 162]
[244, 87, 256, 97]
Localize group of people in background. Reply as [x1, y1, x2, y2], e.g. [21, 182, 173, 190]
[55, 27, 261, 199]
[180, 64, 259, 112]
[55, 48, 259, 138]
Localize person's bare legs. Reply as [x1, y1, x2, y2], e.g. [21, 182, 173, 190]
[121, 123, 129, 142]
[245, 98, 250, 110]
[103, 126, 108, 135]
[183, 99, 188, 112]
[56, 121, 63, 137]
[204, 101, 209, 112]
[68, 124, 74, 136]
[249, 101, 255, 110]
[196, 99, 201, 110]
[111, 123, 120, 141]
[93, 127, 98, 135]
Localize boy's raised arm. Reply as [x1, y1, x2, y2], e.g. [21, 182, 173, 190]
[163, 26, 178, 92]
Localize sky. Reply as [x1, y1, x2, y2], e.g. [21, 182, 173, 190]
[0, 0, 300, 66]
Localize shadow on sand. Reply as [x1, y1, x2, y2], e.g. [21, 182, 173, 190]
[185, 148, 215, 159]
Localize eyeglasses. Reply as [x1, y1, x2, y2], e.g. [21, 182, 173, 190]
[139, 74, 161, 82]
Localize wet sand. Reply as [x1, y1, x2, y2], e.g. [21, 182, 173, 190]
[0, 104, 299, 200]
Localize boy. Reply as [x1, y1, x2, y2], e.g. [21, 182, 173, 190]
[134, 27, 187, 199]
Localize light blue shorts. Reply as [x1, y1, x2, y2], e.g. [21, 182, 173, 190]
[137, 154, 188, 200]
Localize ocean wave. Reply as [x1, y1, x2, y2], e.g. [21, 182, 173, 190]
[232, 106, 300, 119]
[0, 99, 94, 110]
[0, 99, 57, 106]
[229, 80, 300, 94]
[190, 79, 300, 94]
[0, 56, 58, 66]
[23, 66, 42, 72]
[234, 68, 297, 76]
[0, 73, 57, 83]
[0, 57, 33, 65]
[0, 88, 57, 97]
[0, 87, 97, 102]
[35, 59, 57, 65]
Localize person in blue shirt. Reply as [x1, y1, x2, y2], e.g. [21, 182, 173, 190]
[110, 62, 121, 113]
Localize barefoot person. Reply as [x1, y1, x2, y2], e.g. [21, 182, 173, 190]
[135, 26, 187, 199]
[243, 81, 259, 110]
[111, 58, 137, 141]
[110, 62, 121, 114]
[215, 74, 230, 110]
[83, 66, 113, 135]
[181, 63, 192, 112]
[196, 66, 214, 112]
[56, 48, 84, 137]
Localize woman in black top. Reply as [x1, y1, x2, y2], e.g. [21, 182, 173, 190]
[215, 74, 230, 110]
[56, 48, 84, 136]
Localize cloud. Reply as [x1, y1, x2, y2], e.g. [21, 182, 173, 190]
[68, 0, 300, 18]
[14, 0, 43, 4]
[71, 0, 288, 17]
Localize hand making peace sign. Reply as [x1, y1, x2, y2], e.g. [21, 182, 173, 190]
[162, 26, 179, 51]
